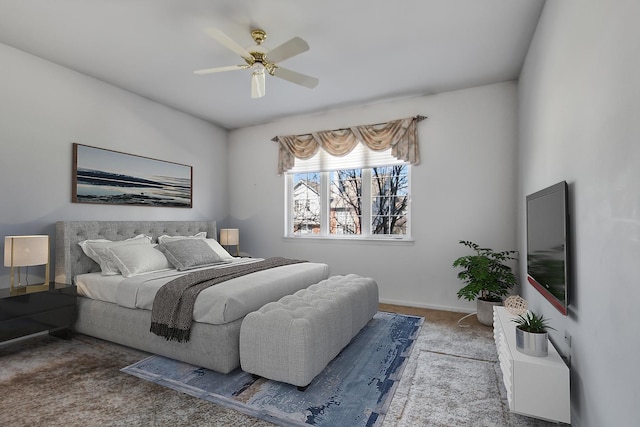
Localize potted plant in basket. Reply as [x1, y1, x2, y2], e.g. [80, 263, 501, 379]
[512, 311, 555, 357]
[452, 240, 518, 326]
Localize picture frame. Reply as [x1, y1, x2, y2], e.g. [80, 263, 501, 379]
[72, 143, 192, 208]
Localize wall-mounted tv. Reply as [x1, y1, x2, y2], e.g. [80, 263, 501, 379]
[526, 181, 570, 315]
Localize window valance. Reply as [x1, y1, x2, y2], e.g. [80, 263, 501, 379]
[273, 115, 426, 174]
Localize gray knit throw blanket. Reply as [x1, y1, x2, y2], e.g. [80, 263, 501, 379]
[150, 257, 306, 342]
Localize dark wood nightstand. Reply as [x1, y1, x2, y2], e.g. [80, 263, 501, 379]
[0, 282, 77, 342]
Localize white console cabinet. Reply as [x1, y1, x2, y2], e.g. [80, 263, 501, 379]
[493, 306, 570, 424]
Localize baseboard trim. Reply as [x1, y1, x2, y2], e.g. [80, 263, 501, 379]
[379, 298, 474, 314]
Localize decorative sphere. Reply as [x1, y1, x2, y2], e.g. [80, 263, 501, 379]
[504, 295, 528, 315]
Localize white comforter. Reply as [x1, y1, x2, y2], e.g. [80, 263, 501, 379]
[76, 258, 330, 325]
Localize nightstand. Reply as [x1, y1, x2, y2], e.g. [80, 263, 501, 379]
[0, 282, 77, 342]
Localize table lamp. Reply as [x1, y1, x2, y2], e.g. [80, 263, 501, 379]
[4, 235, 50, 290]
[219, 229, 240, 256]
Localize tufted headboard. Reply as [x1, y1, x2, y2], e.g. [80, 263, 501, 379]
[55, 220, 217, 284]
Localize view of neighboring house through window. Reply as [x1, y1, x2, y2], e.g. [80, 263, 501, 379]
[330, 169, 362, 235]
[292, 172, 320, 234]
[288, 165, 410, 238]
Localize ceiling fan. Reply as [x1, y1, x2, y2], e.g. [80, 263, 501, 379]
[194, 28, 319, 98]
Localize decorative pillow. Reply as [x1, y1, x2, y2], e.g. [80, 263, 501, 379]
[157, 232, 206, 244]
[78, 234, 152, 275]
[106, 244, 172, 278]
[157, 239, 224, 271]
[204, 239, 234, 260]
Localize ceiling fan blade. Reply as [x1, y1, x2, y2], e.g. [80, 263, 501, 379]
[194, 65, 249, 75]
[251, 70, 266, 98]
[266, 37, 310, 64]
[273, 67, 319, 89]
[205, 28, 253, 61]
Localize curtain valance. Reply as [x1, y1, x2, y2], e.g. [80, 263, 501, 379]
[273, 115, 426, 174]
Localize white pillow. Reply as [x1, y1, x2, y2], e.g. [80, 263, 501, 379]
[106, 244, 172, 277]
[78, 234, 152, 275]
[204, 239, 234, 260]
[157, 232, 207, 244]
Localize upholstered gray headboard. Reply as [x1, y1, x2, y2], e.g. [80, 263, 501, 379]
[55, 221, 217, 284]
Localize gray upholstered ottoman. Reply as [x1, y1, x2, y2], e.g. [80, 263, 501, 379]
[239, 274, 379, 388]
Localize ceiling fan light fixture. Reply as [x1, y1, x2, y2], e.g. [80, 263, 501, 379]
[197, 28, 318, 98]
[251, 70, 266, 98]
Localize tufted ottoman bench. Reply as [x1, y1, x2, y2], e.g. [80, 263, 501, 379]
[239, 274, 379, 388]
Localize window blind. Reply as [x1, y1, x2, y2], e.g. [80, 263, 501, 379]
[287, 143, 406, 174]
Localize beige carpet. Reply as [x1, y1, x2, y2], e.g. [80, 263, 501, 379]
[0, 308, 559, 427]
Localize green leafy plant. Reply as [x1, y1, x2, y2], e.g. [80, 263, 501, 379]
[512, 311, 556, 333]
[452, 240, 518, 302]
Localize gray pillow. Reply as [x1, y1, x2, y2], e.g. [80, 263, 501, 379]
[157, 239, 224, 271]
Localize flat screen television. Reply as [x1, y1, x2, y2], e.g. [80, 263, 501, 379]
[526, 181, 570, 315]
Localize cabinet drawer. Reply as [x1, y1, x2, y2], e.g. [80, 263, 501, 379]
[0, 288, 76, 321]
[0, 305, 77, 341]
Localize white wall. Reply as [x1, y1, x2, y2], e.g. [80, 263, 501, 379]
[0, 43, 228, 286]
[228, 81, 519, 313]
[518, 1, 640, 425]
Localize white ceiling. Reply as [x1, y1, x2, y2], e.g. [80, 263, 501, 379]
[0, 0, 545, 130]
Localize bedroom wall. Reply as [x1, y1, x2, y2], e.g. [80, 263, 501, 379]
[0, 43, 228, 288]
[227, 81, 519, 313]
[518, 0, 640, 425]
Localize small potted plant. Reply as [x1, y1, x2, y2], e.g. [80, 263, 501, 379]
[512, 311, 555, 357]
[452, 240, 518, 326]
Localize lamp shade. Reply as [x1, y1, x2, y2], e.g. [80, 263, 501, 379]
[4, 235, 49, 267]
[219, 229, 239, 246]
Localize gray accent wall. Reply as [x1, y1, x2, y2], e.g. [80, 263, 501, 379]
[519, 1, 639, 425]
[0, 43, 228, 286]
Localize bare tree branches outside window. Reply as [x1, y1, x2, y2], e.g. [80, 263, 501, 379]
[372, 166, 409, 235]
[330, 169, 362, 234]
[291, 165, 409, 237]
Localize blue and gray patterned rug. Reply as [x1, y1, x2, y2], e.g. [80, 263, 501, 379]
[122, 311, 423, 427]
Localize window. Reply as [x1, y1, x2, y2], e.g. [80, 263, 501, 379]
[286, 164, 410, 239]
[292, 172, 321, 234]
[371, 165, 410, 235]
[276, 116, 423, 239]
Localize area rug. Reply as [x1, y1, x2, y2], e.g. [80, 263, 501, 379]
[381, 318, 555, 427]
[122, 311, 423, 427]
[388, 350, 505, 426]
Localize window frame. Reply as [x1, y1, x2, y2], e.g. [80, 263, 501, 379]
[284, 165, 412, 241]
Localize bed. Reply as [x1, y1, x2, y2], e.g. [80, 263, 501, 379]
[55, 220, 330, 373]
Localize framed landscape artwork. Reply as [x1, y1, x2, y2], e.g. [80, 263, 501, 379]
[72, 143, 192, 208]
